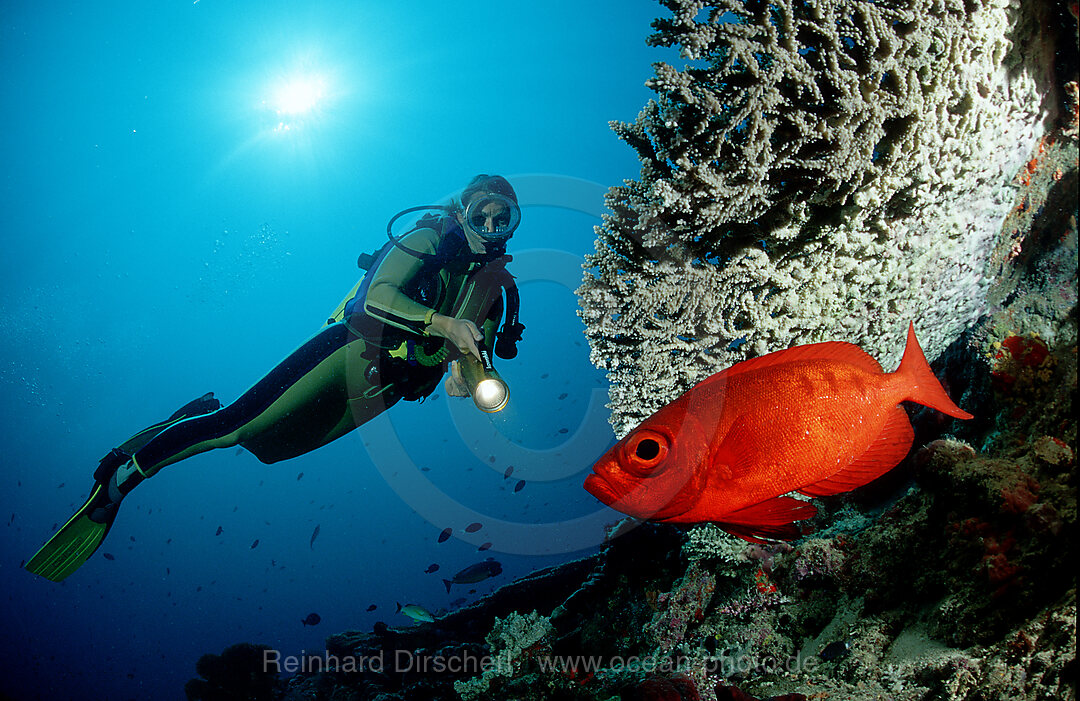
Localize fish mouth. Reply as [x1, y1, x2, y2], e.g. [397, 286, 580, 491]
[583, 473, 618, 505]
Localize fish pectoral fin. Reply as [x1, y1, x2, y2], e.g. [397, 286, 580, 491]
[716, 496, 818, 543]
[799, 406, 914, 497]
[709, 414, 758, 479]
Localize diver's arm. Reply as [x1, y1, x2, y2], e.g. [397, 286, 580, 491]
[428, 314, 482, 361]
[363, 229, 441, 334]
[364, 228, 484, 359]
[441, 289, 501, 396]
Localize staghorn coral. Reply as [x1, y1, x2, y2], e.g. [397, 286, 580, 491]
[453, 610, 554, 700]
[682, 523, 754, 564]
[578, 0, 1055, 434]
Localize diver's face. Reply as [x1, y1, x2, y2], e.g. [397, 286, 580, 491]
[459, 196, 512, 254]
[471, 200, 511, 235]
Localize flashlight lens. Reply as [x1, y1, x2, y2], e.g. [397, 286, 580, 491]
[473, 378, 509, 413]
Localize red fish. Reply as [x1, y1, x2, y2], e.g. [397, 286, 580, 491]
[584, 323, 972, 541]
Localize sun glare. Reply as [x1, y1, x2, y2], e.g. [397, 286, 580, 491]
[271, 76, 326, 115]
[261, 70, 334, 134]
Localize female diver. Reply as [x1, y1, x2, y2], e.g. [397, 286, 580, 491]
[26, 174, 525, 582]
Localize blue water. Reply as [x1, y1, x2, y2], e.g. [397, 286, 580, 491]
[0, 2, 671, 699]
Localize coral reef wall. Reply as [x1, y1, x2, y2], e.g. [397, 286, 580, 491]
[578, 0, 1055, 435]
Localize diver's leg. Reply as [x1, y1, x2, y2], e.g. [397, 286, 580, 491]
[125, 322, 362, 478]
[25, 324, 358, 581]
[21, 391, 223, 583]
[237, 336, 403, 460]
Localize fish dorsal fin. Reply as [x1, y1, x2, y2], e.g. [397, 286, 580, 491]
[716, 496, 818, 543]
[702, 341, 882, 387]
[798, 406, 914, 497]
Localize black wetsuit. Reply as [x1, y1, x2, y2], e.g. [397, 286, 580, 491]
[129, 223, 509, 478]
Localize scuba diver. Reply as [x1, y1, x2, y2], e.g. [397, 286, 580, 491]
[26, 174, 526, 582]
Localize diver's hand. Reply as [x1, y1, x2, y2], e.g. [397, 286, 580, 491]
[444, 360, 469, 398]
[428, 314, 482, 362]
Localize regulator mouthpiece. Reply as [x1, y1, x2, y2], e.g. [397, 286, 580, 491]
[459, 346, 509, 413]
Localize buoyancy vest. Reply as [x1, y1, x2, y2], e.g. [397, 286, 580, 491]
[325, 214, 524, 359]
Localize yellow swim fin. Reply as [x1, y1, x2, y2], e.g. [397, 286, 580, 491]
[24, 483, 115, 582]
[25, 392, 219, 582]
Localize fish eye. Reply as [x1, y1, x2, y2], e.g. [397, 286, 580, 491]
[624, 430, 669, 474]
[636, 439, 660, 461]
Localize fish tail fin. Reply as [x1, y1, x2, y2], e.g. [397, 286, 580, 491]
[895, 322, 973, 419]
[442, 579, 453, 594]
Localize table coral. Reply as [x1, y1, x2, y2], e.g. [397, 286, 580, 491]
[578, 0, 1056, 434]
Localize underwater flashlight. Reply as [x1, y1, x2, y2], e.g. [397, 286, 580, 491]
[459, 345, 509, 413]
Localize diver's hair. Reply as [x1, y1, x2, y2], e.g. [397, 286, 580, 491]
[461, 174, 517, 207]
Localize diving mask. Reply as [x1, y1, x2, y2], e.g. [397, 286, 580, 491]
[463, 193, 520, 242]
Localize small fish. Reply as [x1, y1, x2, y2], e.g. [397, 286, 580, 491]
[558, 428, 569, 434]
[558, 392, 568, 400]
[103, 553, 115, 561]
[57, 483, 65, 489]
[420, 466, 431, 472]
[297, 472, 304, 481]
[584, 323, 973, 542]
[366, 604, 377, 612]
[310, 524, 320, 549]
[396, 603, 435, 623]
[464, 522, 483, 533]
[215, 526, 223, 536]
[443, 559, 502, 593]
[301, 613, 321, 626]
[477, 542, 492, 551]
[129, 535, 135, 542]
[503, 465, 514, 479]
[424, 564, 440, 574]
[820, 640, 851, 661]
[234, 447, 244, 456]
[540, 373, 549, 379]
[437, 527, 452, 543]
[513, 480, 525, 493]
[250, 539, 259, 549]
